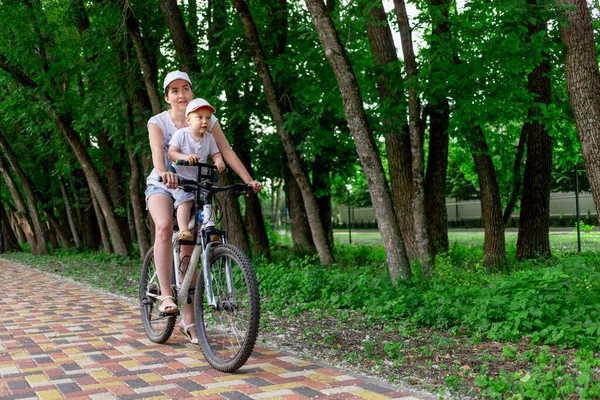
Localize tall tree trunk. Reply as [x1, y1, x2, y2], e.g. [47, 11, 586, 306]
[0, 132, 49, 254]
[232, 0, 334, 265]
[0, 158, 38, 254]
[516, 6, 553, 259]
[470, 127, 506, 270]
[50, 113, 129, 255]
[393, 0, 432, 274]
[128, 146, 151, 257]
[213, 0, 269, 258]
[424, 0, 451, 255]
[44, 209, 72, 249]
[286, 170, 316, 253]
[91, 190, 112, 254]
[217, 172, 251, 253]
[7, 204, 26, 244]
[242, 169, 271, 257]
[503, 130, 527, 225]
[363, 1, 418, 260]
[59, 178, 82, 248]
[115, 32, 154, 258]
[159, 0, 201, 74]
[121, 1, 161, 115]
[556, 0, 600, 221]
[0, 200, 22, 252]
[97, 130, 132, 251]
[305, 0, 410, 280]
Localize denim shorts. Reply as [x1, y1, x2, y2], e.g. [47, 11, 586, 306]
[145, 184, 194, 209]
[145, 184, 175, 206]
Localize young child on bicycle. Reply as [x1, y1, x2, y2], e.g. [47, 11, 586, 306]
[168, 98, 226, 241]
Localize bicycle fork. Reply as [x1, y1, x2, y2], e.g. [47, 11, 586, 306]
[202, 244, 236, 310]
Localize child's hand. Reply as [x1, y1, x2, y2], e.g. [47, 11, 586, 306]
[185, 154, 199, 164]
[215, 161, 226, 173]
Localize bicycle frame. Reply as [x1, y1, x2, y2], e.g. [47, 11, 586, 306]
[164, 162, 245, 310]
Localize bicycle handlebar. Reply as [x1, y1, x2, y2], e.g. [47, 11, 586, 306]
[178, 177, 253, 195]
[157, 174, 253, 195]
[174, 160, 218, 169]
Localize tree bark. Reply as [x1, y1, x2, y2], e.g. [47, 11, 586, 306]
[97, 129, 132, 251]
[503, 129, 526, 225]
[91, 190, 112, 254]
[0, 131, 49, 254]
[556, 0, 600, 222]
[304, 0, 410, 279]
[232, 0, 335, 265]
[44, 208, 72, 249]
[286, 169, 316, 253]
[0, 158, 37, 254]
[59, 178, 82, 248]
[8, 205, 27, 245]
[393, 0, 432, 274]
[217, 171, 251, 253]
[213, 0, 269, 258]
[362, 1, 418, 260]
[470, 127, 506, 270]
[516, 5, 553, 260]
[50, 113, 129, 255]
[0, 200, 22, 252]
[121, 1, 162, 115]
[159, 0, 201, 75]
[128, 146, 151, 257]
[424, 0, 451, 255]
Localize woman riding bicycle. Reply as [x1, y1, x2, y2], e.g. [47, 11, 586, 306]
[144, 70, 261, 344]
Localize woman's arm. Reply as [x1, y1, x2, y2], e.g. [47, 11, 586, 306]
[211, 121, 262, 192]
[148, 123, 178, 189]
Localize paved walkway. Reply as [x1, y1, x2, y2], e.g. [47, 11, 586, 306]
[0, 259, 436, 400]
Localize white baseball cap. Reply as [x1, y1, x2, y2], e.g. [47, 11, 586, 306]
[186, 98, 216, 116]
[163, 70, 192, 91]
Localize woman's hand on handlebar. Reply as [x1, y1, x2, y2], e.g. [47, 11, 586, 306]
[248, 180, 262, 193]
[158, 170, 178, 189]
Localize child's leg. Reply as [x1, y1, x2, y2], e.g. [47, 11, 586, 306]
[176, 201, 193, 237]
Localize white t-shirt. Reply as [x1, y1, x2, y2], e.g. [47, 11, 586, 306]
[146, 110, 218, 185]
[169, 128, 220, 181]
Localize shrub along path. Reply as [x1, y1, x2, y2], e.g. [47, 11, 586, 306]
[0, 259, 437, 400]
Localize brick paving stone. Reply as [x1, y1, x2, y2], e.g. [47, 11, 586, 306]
[0, 259, 438, 399]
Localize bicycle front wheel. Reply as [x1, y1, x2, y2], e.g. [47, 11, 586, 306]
[140, 247, 176, 343]
[194, 244, 260, 372]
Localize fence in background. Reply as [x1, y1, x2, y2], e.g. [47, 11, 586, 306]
[335, 192, 597, 228]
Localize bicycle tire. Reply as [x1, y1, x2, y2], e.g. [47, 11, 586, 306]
[140, 246, 177, 343]
[194, 244, 260, 372]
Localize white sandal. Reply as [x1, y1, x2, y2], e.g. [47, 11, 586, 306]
[179, 322, 199, 344]
[158, 296, 179, 314]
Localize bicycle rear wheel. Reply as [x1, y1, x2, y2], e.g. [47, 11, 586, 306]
[140, 247, 177, 343]
[194, 244, 260, 372]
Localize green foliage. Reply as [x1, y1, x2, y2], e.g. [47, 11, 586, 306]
[475, 349, 600, 398]
[256, 246, 600, 350]
[574, 221, 596, 234]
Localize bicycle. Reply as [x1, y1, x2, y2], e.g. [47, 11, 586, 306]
[139, 161, 260, 372]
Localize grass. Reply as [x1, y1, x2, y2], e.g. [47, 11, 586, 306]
[332, 228, 600, 253]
